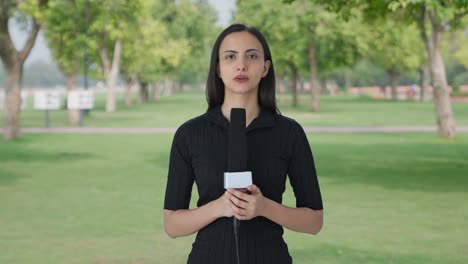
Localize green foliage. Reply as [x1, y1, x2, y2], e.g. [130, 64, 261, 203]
[44, 0, 88, 75]
[452, 71, 468, 88]
[452, 25, 468, 68]
[17, 0, 49, 22]
[235, 0, 306, 76]
[118, 0, 218, 84]
[161, 0, 219, 84]
[120, 0, 188, 83]
[366, 19, 423, 77]
[85, 0, 142, 75]
[236, 0, 366, 80]
[347, 60, 388, 87]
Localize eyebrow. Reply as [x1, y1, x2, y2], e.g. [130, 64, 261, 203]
[222, 48, 261, 53]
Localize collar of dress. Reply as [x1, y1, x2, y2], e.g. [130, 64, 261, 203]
[206, 105, 276, 132]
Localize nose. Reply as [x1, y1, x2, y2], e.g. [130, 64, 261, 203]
[236, 57, 247, 71]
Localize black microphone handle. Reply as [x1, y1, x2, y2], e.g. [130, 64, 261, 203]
[228, 108, 247, 264]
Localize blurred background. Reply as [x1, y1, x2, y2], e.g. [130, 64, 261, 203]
[1, 0, 467, 263]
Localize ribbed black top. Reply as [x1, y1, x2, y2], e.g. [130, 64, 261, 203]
[164, 106, 323, 264]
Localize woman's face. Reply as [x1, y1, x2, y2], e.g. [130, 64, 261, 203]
[217, 31, 271, 97]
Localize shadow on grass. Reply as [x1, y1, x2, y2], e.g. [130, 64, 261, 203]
[315, 142, 468, 193]
[292, 243, 458, 264]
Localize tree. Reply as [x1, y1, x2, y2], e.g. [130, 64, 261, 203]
[85, 0, 142, 112]
[0, 0, 48, 140]
[44, 0, 89, 125]
[120, 0, 191, 105]
[367, 19, 423, 100]
[235, 0, 308, 107]
[320, 0, 468, 138]
[399, 1, 466, 138]
[238, 0, 365, 111]
[158, 0, 219, 89]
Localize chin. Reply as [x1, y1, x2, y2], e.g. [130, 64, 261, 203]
[225, 85, 258, 95]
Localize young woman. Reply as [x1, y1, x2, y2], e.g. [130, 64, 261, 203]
[164, 23, 323, 264]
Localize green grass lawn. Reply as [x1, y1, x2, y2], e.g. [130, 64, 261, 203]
[4, 90, 468, 128]
[1, 133, 467, 263]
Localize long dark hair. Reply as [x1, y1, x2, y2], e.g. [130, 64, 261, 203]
[206, 23, 278, 113]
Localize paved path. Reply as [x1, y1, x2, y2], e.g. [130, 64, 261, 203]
[2, 126, 467, 134]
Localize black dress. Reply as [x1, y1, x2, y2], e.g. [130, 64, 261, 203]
[164, 106, 323, 264]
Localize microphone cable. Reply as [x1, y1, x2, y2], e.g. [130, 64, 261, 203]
[234, 217, 240, 264]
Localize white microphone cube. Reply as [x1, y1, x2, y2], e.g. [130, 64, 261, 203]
[224, 171, 252, 189]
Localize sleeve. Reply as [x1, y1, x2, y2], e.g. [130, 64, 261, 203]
[163, 126, 195, 210]
[287, 123, 323, 210]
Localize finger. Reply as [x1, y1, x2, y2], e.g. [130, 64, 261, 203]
[227, 189, 248, 201]
[230, 195, 246, 209]
[231, 203, 246, 215]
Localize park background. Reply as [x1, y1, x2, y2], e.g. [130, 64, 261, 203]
[1, 0, 468, 263]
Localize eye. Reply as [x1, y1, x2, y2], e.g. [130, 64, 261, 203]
[247, 54, 257, 59]
[225, 54, 236, 60]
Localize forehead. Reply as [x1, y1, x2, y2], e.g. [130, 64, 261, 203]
[219, 31, 264, 53]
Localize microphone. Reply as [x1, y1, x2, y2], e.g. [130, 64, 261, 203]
[224, 108, 252, 190]
[224, 108, 252, 264]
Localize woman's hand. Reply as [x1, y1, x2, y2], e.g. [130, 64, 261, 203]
[213, 191, 237, 218]
[227, 184, 267, 220]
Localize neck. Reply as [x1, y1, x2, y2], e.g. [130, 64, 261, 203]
[221, 92, 260, 127]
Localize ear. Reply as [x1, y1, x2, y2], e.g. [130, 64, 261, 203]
[262, 60, 271, 77]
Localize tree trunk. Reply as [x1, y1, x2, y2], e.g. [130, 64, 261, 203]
[152, 82, 161, 102]
[125, 73, 137, 107]
[105, 71, 117, 112]
[139, 82, 149, 103]
[344, 69, 351, 92]
[430, 31, 455, 138]
[380, 85, 387, 98]
[99, 39, 122, 113]
[164, 79, 173, 96]
[298, 78, 304, 93]
[65, 72, 80, 126]
[309, 39, 319, 112]
[3, 64, 22, 140]
[419, 64, 430, 102]
[389, 70, 399, 101]
[329, 78, 338, 96]
[277, 76, 285, 104]
[174, 82, 181, 93]
[417, 8, 455, 138]
[319, 79, 327, 95]
[289, 62, 298, 107]
[0, 12, 41, 140]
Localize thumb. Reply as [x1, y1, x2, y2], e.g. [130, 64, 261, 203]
[247, 184, 259, 194]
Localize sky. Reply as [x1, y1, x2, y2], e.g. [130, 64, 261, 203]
[9, 0, 235, 65]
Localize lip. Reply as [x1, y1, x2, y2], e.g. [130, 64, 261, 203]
[234, 75, 249, 83]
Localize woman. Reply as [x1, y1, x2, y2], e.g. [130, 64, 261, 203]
[164, 23, 323, 264]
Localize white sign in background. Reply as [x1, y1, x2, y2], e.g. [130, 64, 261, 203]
[67, 90, 94, 110]
[0, 91, 28, 110]
[34, 91, 62, 110]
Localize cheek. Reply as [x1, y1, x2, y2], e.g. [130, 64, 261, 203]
[218, 65, 229, 78]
